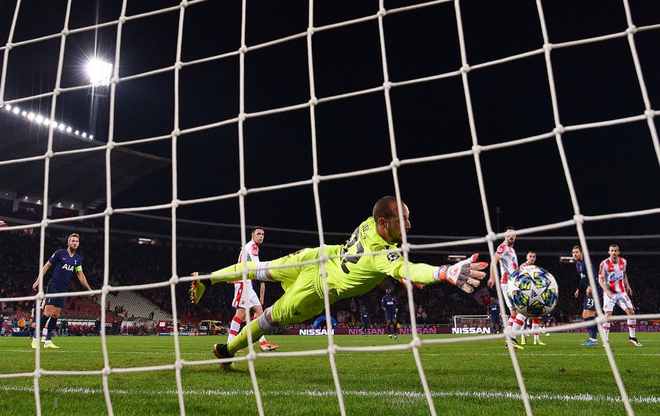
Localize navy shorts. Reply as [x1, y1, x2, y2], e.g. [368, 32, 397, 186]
[45, 286, 67, 309]
[583, 288, 603, 312]
[385, 313, 397, 321]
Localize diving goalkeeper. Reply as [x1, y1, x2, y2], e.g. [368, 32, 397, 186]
[190, 196, 488, 367]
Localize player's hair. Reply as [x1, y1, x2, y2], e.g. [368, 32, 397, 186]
[67, 233, 80, 242]
[573, 245, 582, 252]
[527, 250, 536, 255]
[372, 196, 399, 220]
[251, 226, 265, 234]
[609, 244, 620, 250]
[504, 226, 516, 232]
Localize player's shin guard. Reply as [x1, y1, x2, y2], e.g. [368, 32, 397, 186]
[40, 314, 48, 333]
[531, 318, 540, 341]
[585, 316, 597, 340]
[226, 310, 275, 356]
[603, 322, 611, 342]
[46, 317, 58, 341]
[512, 313, 525, 338]
[227, 316, 242, 343]
[627, 319, 636, 338]
[511, 313, 527, 341]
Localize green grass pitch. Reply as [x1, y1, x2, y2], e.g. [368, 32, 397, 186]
[0, 333, 658, 415]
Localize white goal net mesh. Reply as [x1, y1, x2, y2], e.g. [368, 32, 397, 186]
[1, 1, 659, 415]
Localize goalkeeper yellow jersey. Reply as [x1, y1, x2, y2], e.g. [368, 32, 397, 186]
[320, 216, 436, 300]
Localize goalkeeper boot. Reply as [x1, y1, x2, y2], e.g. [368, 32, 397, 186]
[44, 342, 60, 349]
[534, 340, 546, 346]
[212, 343, 234, 369]
[581, 339, 598, 346]
[189, 274, 206, 305]
[260, 341, 278, 351]
[628, 337, 642, 347]
[31, 338, 37, 349]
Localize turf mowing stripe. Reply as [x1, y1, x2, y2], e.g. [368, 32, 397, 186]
[2, 386, 659, 404]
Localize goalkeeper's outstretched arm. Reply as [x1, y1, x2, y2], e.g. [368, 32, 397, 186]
[395, 253, 488, 293]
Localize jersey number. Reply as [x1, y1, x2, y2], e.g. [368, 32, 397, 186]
[340, 228, 364, 274]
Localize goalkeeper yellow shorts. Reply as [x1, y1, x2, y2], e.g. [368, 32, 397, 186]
[268, 247, 327, 326]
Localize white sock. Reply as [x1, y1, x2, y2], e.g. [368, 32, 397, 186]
[627, 319, 636, 338]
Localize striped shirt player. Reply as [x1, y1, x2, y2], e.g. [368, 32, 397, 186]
[381, 288, 398, 339]
[598, 244, 641, 347]
[228, 226, 277, 351]
[31, 233, 93, 349]
[487, 227, 525, 349]
[190, 197, 488, 366]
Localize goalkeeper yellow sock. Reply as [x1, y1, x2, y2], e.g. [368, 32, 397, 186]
[209, 262, 258, 285]
[227, 319, 266, 355]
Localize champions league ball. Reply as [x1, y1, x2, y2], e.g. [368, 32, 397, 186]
[506, 265, 559, 318]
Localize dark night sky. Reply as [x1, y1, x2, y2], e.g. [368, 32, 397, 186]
[1, 0, 659, 240]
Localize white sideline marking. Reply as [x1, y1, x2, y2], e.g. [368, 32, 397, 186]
[2, 386, 659, 404]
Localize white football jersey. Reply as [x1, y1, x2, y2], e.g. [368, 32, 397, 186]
[495, 241, 518, 284]
[599, 257, 627, 294]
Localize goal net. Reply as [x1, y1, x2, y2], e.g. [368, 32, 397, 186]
[1, 1, 659, 415]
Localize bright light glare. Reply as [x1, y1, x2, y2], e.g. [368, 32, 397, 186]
[86, 58, 113, 86]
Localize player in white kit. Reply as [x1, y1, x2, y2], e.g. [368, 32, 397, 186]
[488, 226, 524, 350]
[228, 226, 278, 351]
[598, 244, 642, 347]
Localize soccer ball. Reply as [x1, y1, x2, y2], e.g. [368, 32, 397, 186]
[506, 265, 559, 317]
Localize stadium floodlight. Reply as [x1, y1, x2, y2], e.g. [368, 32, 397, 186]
[86, 58, 113, 86]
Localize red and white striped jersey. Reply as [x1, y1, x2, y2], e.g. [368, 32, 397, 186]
[238, 240, 260, 263]
[495, 242, 518, 284]
[599, 256, 627, 294]
[234, 239, 260, 293]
